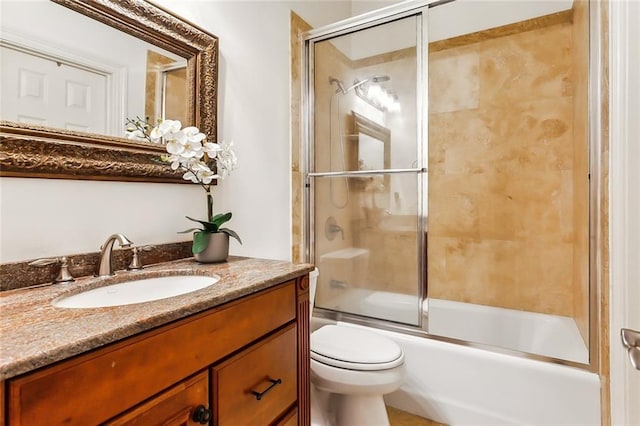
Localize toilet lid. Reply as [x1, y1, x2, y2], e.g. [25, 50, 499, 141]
[310, 325, 404, 371]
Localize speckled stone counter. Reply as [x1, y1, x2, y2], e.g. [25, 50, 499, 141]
[0, 256, 313, 381]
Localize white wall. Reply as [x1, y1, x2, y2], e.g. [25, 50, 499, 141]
[0, 0, 353, 263]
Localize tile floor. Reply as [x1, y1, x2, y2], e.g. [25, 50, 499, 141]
[386, 406, 446, 426]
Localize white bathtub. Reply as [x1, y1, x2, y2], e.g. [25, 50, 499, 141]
[319, 320, 602, 425]
[314, 289, 600, 425]
[428, 298, 589, 364]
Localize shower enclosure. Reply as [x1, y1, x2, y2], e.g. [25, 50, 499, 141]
[303, 0, 596, 369]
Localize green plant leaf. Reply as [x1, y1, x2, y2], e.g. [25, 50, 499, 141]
[212, 212, 232, 228]
[220, 228, 242, 244]
[177, 227, 201, 234]
[185, 216, 218, 232]
[192, 231, 211, 254]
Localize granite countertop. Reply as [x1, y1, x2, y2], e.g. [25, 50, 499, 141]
[0, 256, 314, 381]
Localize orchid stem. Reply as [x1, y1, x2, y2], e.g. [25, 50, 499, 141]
[206, 188, 214, 222]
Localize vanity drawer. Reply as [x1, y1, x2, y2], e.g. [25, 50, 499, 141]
[105, 371, 209, 425]
[212, 324, 297, 425]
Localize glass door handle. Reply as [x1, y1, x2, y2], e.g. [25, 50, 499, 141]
[621, 328, 640, 370]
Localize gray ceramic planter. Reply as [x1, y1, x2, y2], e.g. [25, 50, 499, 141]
[193, 232, 229, 263]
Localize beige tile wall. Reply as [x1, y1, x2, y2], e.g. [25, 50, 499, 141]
[164, 68, 187, 125]
[290, 12, 312, 264]
[427, 13, 590, 318]
[145, 51, 184, 125]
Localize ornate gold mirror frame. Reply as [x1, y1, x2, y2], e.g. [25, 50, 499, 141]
[0, 0, 218, 183]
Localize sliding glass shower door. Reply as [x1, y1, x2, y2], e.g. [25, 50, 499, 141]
[304, 9, 428, 327]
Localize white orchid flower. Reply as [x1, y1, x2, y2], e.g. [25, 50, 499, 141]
[185, 157, 205, 169]
[125, 129, 146, 140]
[183, 126, 206, 143]
[151, 119, 237, 186]
[182, 170, 199, 183]
[162, 154, 183, 170]
[181, 160, 218, 184]
[162, 119, 182, 134]
[168, 129, 187, 143]
[182, 159, 206, 183]
[182, 139, 205, 159]
[216, 139, 238, 179]
[150, 119, 182, 142]
[149, 127, 163, 142]
[164, 129, 191, 156]
[197, 166, 219, 184]
[203, 142, 221, 158]
[166, 139, 186, 155]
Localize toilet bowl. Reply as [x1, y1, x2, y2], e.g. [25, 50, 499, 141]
[309, 268, 406, 426]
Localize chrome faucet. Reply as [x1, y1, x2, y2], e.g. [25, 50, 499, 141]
[97, 234, 133, 277]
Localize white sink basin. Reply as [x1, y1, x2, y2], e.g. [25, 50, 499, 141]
[53, 275, 220, 308]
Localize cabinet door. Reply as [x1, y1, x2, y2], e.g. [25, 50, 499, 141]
[213, 325, 297, 425]
[106, 372, 210, 426]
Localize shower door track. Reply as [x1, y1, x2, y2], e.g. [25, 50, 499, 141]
[308, 168, 425, 178]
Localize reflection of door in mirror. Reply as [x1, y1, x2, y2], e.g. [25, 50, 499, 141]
[1, 40, 115, 134]
[0, 0, 189, 139]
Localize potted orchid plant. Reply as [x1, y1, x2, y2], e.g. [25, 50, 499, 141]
[126, 117, 241, 262]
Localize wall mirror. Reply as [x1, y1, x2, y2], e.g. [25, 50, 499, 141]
[0, 0, 218, 183]
[350, 111, 391, 192]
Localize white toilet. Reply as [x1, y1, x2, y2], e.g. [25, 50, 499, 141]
[309, 268, 406, 426]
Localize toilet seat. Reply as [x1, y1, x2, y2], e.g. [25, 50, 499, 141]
[311, 325, 404, 371]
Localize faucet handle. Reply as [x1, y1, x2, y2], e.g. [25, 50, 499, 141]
[325, 216, 345, 241]
[28, 256, 75, 284]
[127, 245, 155, 271]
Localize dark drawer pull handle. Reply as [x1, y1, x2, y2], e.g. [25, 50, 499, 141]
[250, 378, 282, 400]
[191, 404, 212, 424]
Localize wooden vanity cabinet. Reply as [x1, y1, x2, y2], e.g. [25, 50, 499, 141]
[5, 275, 311, 426]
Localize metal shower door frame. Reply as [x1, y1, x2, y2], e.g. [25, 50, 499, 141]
[302, 1, 432, 333]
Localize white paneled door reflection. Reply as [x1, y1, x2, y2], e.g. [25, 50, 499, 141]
[1, 46, 107, 133]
